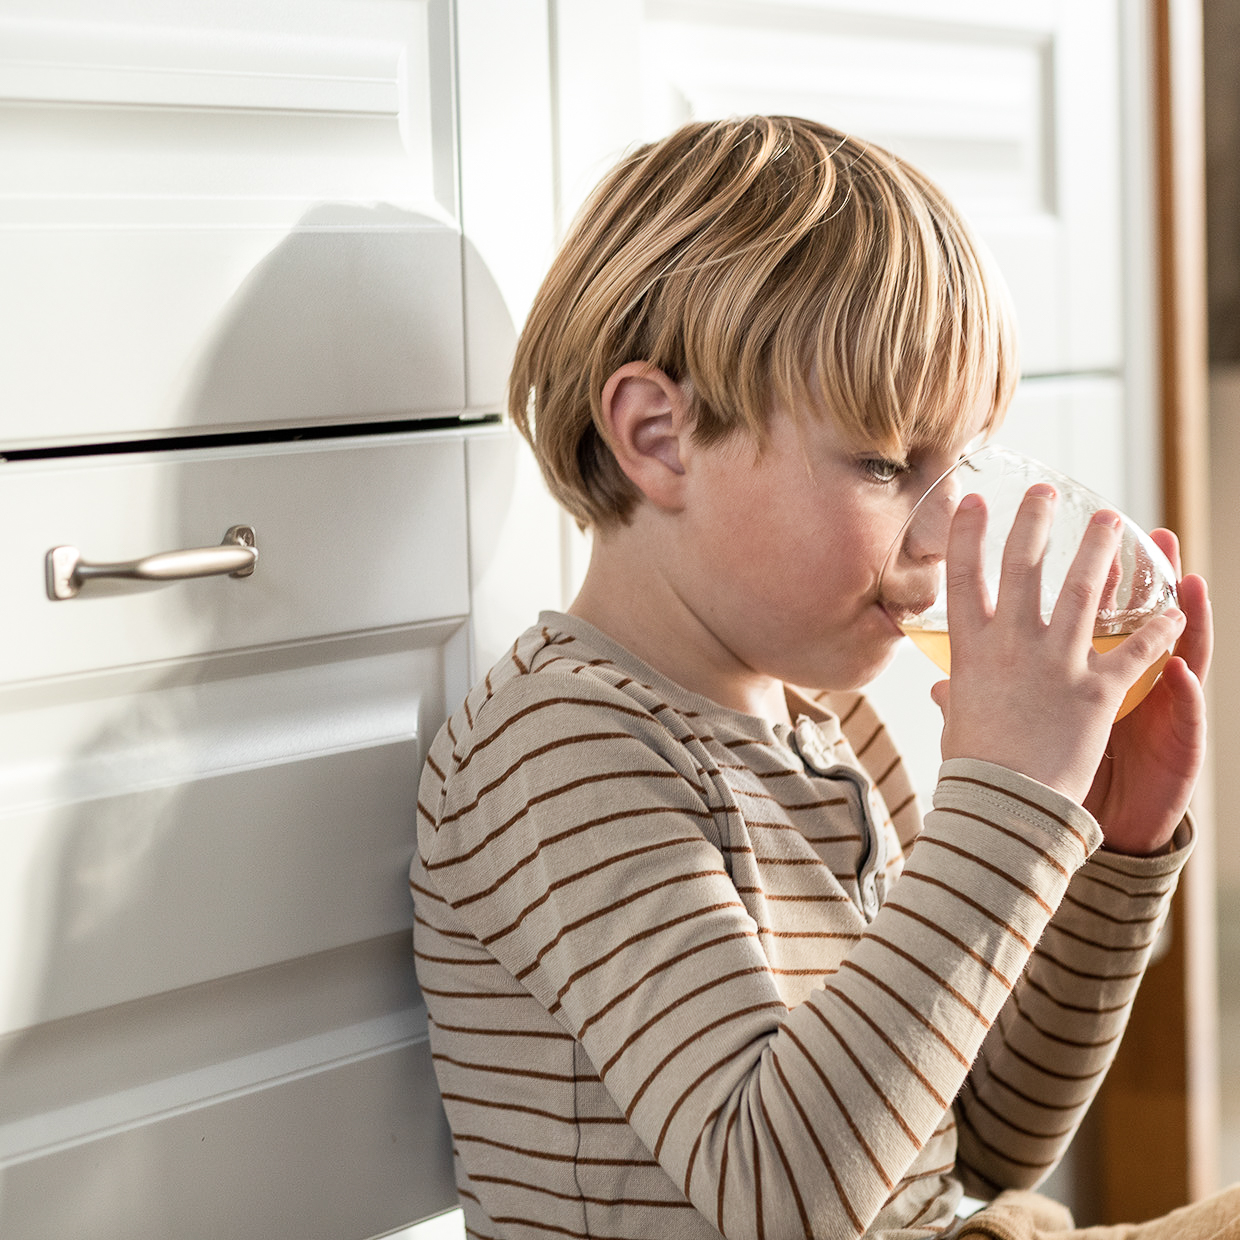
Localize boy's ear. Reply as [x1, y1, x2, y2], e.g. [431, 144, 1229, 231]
[601, 362, 691, 512]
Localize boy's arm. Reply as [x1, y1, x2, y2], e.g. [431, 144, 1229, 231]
[421, 670, 1098, 1240]
[951, 809, 1192, 1197]
[928, 509, 1209, 1198]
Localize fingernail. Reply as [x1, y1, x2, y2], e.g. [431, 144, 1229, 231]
[1092, 509, 1121, 528]
[958, 493, 983, 510]
[1028, 483, 1056, 500]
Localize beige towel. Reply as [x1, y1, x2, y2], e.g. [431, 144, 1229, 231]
[957, 1184, 1240, 1240]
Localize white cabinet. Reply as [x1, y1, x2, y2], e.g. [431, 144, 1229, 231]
[0, 3, 557, 1236]
[1, 436, 470, 684]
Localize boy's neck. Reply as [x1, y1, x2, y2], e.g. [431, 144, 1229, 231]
[567, 521, 793, 727]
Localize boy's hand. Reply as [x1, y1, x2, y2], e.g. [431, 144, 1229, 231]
[1081, 528, 1211, 854]
[931, 488, 1190, 816]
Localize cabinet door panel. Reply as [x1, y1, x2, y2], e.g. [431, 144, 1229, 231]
[0, 618, 465, 1234]
[0, 931, 456, 1240]
[0, 1041, 455, 1240]
[1, 734, 423, 1030]
[554, 0, 1122, 378]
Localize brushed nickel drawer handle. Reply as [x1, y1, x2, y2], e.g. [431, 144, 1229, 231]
[46, 525, 258, 601]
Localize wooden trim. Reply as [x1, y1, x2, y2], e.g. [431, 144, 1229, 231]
[1158, 0, 1211, 572]
[1093, 0, 1217, 1221]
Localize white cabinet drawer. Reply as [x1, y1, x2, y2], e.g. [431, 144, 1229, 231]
[0, 219, 471, 450]
[0, 0, 468, 450]
[0, 431, 470, 686]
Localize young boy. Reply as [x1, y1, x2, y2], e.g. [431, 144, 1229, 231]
[411, 116, 1221, 1238]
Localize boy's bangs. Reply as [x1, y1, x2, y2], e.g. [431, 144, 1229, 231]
[832, 313, 1011, 457]
[686, 144, 1017, 460]
[780, 186, 1016, 458]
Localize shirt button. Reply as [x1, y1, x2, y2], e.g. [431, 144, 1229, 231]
[861, 883, 879, 920]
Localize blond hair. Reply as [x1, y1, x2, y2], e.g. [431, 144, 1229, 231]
[510, 115, 1018, 529]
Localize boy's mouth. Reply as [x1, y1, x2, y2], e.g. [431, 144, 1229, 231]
[880, 595, 935, 628]
[879, 563, 943, 628]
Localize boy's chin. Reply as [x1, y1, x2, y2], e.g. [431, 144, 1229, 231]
[792, 639, 902, 695]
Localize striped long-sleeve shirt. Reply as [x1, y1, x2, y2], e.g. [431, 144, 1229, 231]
[410, 612, 1191, 1239]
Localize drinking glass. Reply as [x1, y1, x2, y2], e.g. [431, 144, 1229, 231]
[879, 445, 1179, 721]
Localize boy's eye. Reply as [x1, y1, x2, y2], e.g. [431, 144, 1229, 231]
[860, 457, 908, 484]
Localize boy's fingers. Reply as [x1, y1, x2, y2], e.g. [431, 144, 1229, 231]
[994, 485, 1055, 623]
[1051, 509, 1124, 644]
[1098, 549, 1122, 615]
[1172, 573, 1213, 684]
[1099, 608, 1186, 682]
[1158, 655, 1209, 731]
[944, 493, 990, 633]
[1149, 527, 1182, 579]
[1145, 527, 1210, 682]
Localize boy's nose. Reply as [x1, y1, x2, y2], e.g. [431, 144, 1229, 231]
[902, 483, 960, 565]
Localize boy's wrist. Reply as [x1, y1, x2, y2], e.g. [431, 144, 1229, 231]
[1093, 813, 1195, 867]
[1099, 836, 1175, 858]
